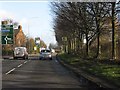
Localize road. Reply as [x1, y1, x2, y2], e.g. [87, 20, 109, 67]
[2, 55, 84, 89]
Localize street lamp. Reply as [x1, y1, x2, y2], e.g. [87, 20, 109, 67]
[27, 17, 41, 54]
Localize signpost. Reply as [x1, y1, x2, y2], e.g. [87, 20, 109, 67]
[35, 37, 40, 45]
[2, 36, 13, 44]
[35, 37, 41, 48]
[62, 37, 67, 42]
[1, 25, 13, 44]
[34, 37, 40, 53]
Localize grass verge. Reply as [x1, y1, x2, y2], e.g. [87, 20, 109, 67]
[58, 53, 120, 87]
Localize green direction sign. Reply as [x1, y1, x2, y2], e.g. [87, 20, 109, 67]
[1, 25, 13, 36]
[2, 36, 13, 44]
[1, 25, 13, 44]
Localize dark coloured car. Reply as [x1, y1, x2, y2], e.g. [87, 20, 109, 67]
[39, 49, 52, 60]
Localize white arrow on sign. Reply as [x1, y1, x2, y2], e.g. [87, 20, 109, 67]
[4, 36, 12, 44]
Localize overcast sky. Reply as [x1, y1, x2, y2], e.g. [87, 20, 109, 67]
[0, 1, 57, 46]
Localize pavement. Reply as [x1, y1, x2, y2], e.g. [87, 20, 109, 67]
[56, 56, 120, 89]
[2, 56, 12, 59]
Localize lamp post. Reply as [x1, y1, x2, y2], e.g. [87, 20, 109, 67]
[27, 17, 41, 54]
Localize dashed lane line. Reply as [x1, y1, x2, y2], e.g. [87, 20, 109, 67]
[55, 60, 58, 63]
[5, 60, 30, 75]
[24, 61, 28, 64]
[17, 64, 23, 68]
[5, 68, 16, 75]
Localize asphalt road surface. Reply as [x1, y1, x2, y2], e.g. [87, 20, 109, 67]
[2, 55, 97, 89]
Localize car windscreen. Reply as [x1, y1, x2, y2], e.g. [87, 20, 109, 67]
[14, 48, 25, 53]
[15, 48, 23, 51]
[41, 50, 51, 53]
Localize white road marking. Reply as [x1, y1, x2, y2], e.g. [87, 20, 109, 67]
[24, 61, 28, 64]
[5, 60, 30, 75]
[55, 60, 58, 63]
[17, 64, 23, 68]
[6, 68, 16, 75]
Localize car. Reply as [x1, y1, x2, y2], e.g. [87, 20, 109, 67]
[14, 47, 28, 59]
[39, 49, 52, 60]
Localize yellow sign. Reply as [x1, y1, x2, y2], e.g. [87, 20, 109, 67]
[34, 46, 37, 51]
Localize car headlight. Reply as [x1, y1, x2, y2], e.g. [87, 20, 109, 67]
[22, 53, 25, 56]
[49, 55, 52, 57]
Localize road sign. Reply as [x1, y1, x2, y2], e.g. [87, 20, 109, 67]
[62, 37, 67, 41]
[2, 36, 13, 44]
[35, 37, 40, 45]
[1, 25, 13, 36]
[1, 25, 13, 44]
[34, 46, 37, 51]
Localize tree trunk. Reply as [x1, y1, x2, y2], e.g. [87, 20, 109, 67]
[96, 32, 100, 58]
[68, 40, 71, 54]
[111, 2, 115, 60]
[86, 33, 89, 57]
[95, 19, 100, 59]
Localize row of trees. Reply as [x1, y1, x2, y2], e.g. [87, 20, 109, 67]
[51, 2, 118, 60]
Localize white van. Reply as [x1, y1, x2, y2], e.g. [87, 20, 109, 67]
[14, 47, 28, 59]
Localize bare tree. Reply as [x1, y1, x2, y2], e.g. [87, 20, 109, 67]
[51, 2, 114, 59]
[111, 2, 116, 60]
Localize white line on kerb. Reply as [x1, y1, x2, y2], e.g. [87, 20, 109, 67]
[17, 64, 23, 68]
[6, 68, 16, 75]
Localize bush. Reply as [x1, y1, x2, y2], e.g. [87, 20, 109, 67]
[2, 50, 13, 56]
